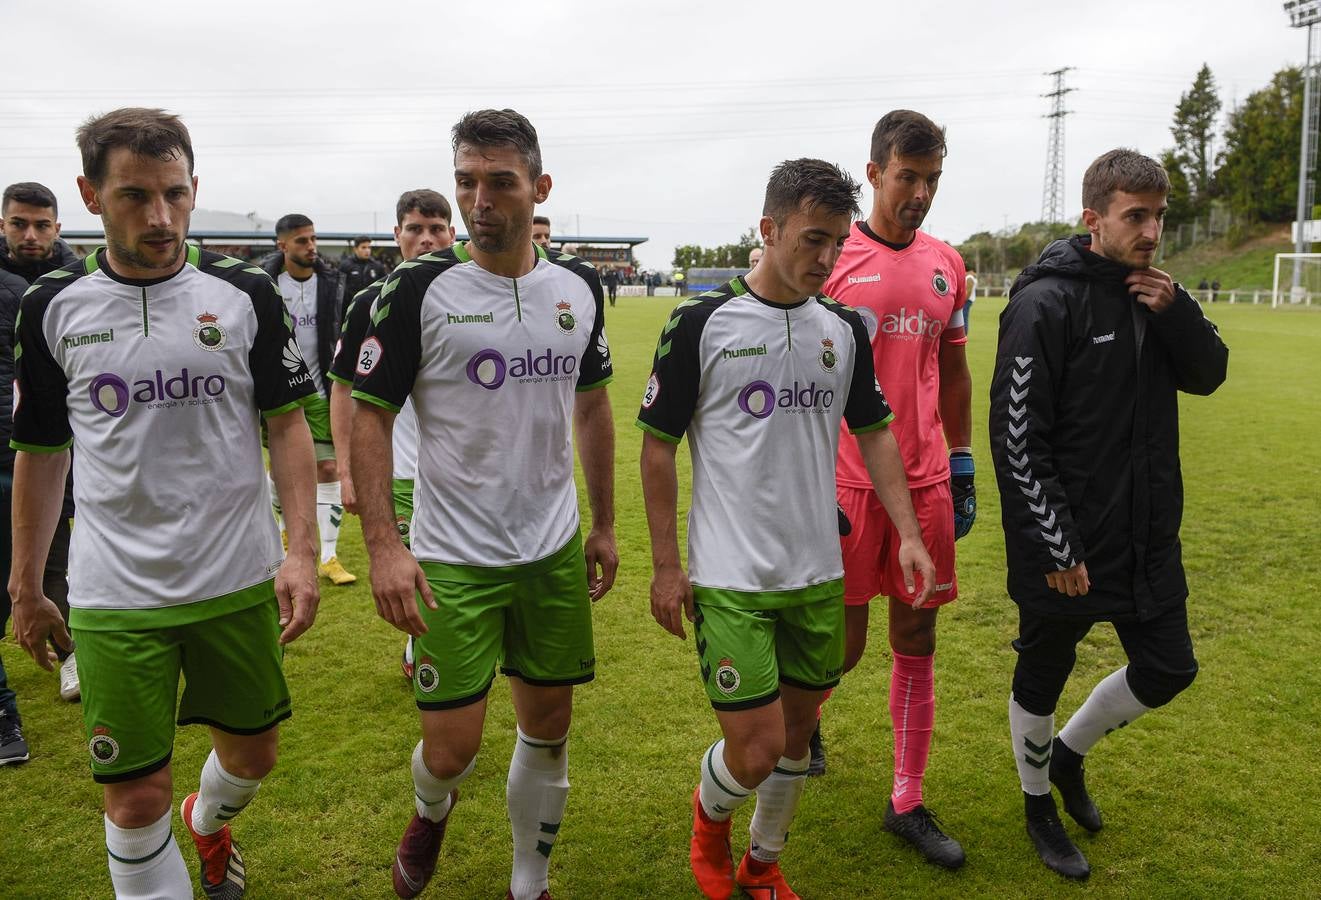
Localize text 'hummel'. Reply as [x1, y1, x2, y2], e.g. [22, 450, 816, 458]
[63, 329, 114, 350]
[722, 344, 767, 360]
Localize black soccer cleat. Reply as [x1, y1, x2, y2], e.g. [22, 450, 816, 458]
[1049, 737, 1103, 833]
[0, 711, 29, 766]
[884, 799, 966, 870]
[807, 722, 826, 777]
[1025, 794, 1090, 881]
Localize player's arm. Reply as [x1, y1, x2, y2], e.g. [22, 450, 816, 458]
[939, 337, 976, 539]
[573, 386, 618, 602]
[266, 408, 320, 643]
[8, 449, 72, 669]
[1136, 272, 1229, 396]
[328, 379, 355, 512]
[640, 432, 693, 639]
[856, 428, 936, 608]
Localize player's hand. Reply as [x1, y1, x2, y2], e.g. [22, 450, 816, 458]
[368, 540, 436, 637]
[950, 451, 976, 540]
[274, 551, 319, 644]
[650, 563, 694, 639]
[339, 470, 358, 515]
[897, 538, 937, 610]
[8, 591, 67, 671]
[584, 525, 619, 602]
[1045, 562, 1090, 597]
[1126, 268, 1175, 314]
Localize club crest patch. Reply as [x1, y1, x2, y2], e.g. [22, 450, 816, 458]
[715, 658, 741, 694]
[555, 300, 576, 334]
[416, 658, 439, 693]
[193, 311, 227, 351]
[932, 269, 950, 296]
[89, 727, 120, 765]
[819, 337, 838, 374]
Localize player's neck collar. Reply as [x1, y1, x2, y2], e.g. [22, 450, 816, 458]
[858, 220, 915, 253]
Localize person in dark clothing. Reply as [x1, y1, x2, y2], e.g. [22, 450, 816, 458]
[0, 267, 31, 764]
[1, 182, 79, 703]
[602, 266, 620, 306]
[339, 235, 388, 307]
[1, 182, 79, 283]
[990, 149, 1228, 881]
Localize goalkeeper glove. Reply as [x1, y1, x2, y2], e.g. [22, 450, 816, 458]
[950, 450, 976, 540]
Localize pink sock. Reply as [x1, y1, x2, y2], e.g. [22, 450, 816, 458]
[890, 651, 935, 814]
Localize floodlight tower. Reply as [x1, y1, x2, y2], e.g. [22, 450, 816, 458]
[1285, 0, 1321, 292]
[1041, 68, 1075, 224]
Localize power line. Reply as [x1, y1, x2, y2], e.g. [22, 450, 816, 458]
[1041, 67, 1075, 224]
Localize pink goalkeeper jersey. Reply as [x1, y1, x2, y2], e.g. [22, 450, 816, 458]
[827, 222, 967, 490]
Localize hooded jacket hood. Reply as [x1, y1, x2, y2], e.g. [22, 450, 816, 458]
[1011, 234, 1133, 297]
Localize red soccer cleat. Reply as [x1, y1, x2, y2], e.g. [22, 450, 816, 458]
[180, 792, 247, 898]
[735, 851, 800, 900]
[392, 790, 458, 898]
[690, 786, 734, 900]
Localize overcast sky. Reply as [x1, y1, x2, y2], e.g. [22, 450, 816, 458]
[1, 0, 1301, 268]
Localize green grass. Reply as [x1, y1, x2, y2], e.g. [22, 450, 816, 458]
[2, 296, 1319, 898]
[1160, 224, 1295, 292]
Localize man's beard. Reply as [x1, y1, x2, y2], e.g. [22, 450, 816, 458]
[109, 233, 183, 272]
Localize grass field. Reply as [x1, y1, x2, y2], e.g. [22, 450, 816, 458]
[2, 296, 1319, 899]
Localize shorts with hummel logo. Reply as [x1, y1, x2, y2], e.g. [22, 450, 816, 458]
[412, 533, 594, 709]
[692, 587, 844, 710]
[75, 594, 290, 783]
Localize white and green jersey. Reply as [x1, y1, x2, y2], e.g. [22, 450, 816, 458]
[352, 243, 613, 570]
[636, 277, 892, 606]
[11, 246, 317, 629]
[277, 270, 324, 391]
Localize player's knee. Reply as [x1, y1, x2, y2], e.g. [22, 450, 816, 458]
[423, 741, 478, 781]
[1011, 657, 1072, 716]
[104, 776, 173, 828]
[224, 746, 277, 781]
[724, 735, 782, 787]
[1126, 660, 1198, 709]
[842, 637, 867, 673]
[889, 620, 936, 656]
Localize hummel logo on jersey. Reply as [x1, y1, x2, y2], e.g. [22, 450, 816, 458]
[847, 273, 881, 284]
[721, 343, 767, 361]
[1092, 332, 1116, 344]
[445, 312, 495, 325]
[466, 347, 578, 390]
[737, 380, 834, 419]
[62, 329, 114, 351]
[881, 307, 944, 339]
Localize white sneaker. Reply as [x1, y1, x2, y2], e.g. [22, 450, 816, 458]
[59, 653, 81, 702]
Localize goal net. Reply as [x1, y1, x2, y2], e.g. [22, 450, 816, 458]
[1272, 253, 1321, 307]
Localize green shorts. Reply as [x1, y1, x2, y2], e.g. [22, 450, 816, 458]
[692, 589, 845, 710]
[413, 534, 594, 709]
[74, 596, 289, 783]
[393, 478, 414, 548]
[304, 395, 335, 460]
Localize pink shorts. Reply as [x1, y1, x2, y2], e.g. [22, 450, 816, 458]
[838, 481, 958, 607]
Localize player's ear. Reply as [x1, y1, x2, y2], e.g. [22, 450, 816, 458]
[759, 215, 776, 247]
[1081, 207, 1100, 235]
[77, 175, 102, 216]
[534, 173, 552, 204]
[866, 160, 882, 190]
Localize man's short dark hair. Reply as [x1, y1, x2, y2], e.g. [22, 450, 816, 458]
[869, 109, 946, 168]
[1082, 149, 1170, 213]
[76, 108, 195, 186]
[352, 235, 372, 247]
[762, 159, 861, 225]
[532, 215, 550, 227]
[275, 214, 314, 237]
[3, 182, 58, 218]
[452, 109, 543, 180]
[396, 190, 453, 225]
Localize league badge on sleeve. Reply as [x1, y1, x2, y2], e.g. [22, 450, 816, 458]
[642, 373, 660, 409]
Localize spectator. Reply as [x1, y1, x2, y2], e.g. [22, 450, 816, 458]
[532, 215, 552, 249]
[1210, 278, 1220, 303]
[339, 235, 388, 307]
[1, 182, 78, 282]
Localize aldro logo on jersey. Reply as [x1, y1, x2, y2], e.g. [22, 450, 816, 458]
[881, 307, 945, 340]
[737, 380, 834, 419]
[192, 311, 227, 351]
[466, 347, 577, 390]
[89, 369, 227, 417]
[555, 300, 576, 335]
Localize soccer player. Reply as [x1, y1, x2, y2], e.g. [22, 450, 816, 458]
[819, 109, 973, 869]
[990, 149, 1227, 880]
[260, 215, 356, 586]
[639, 158, 936, 900]
[328, 189, 456, 678]
[352, 109, 617, 900]
[7, 107, 319, 899]
[532, 214, 552, 249]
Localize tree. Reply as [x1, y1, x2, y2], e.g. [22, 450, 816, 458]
[1160, 148, 1196, 228]
[1216, 67, 1310, 223]
[671, 228, 762, 269]
[1171, 64, 1221, 210]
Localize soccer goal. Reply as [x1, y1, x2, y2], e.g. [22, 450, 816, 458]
[1272, 253, 1321, 307]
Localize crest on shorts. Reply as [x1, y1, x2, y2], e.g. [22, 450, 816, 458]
[416, 657, 439, 693]
[555, 300, 576, 335]
[193, 311, 227, 351]
[819, 337, 838, 374]
[395, 514, 410, 541]
[89, 726, 120, 765]
[931, 269, 950, 296]
[715, 657, 741, 694]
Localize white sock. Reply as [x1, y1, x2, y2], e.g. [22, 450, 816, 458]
[105, 811, 191, 899]
[316, 481, 342, 563]
[1009, 694, 1054, 795]
[412, 740, 472, 822]
[191, 750, 261, 836]
[507, 728, 570, 900]
[269, 474, 284, 530]
[699, 739, 756, 823]
[1058, 666, 1152, 756]
[748, 753, 809, 863]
